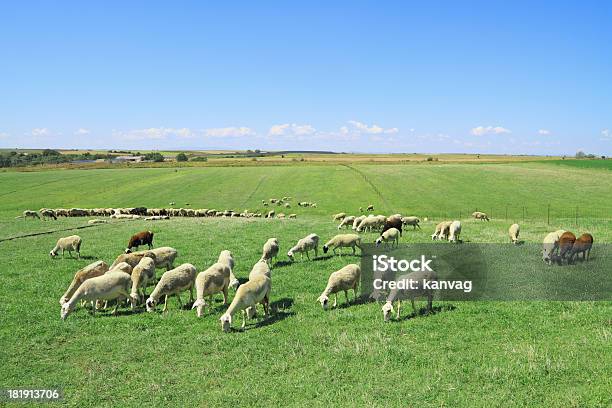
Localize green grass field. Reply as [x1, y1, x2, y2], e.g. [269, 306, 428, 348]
[1, 162, 611, 407]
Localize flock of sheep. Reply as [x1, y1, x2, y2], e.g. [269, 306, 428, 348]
[47, 202, 596, 329]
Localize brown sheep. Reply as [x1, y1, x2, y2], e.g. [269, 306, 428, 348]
[556, 231, 576, 264]
[125, 231, 154, 253]
[568, 233, 593, 263]
[381, 216, 403, 237]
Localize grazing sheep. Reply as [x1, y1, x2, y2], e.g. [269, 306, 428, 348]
[50, 235, 82, 259]
[431, 221, 452, 240]
[219, 274, 271, 332]
[568, 233, 594, 263]
[125, 230, 154, 253]
[332, 212, 347, 221]
[146, 264, 197, 313]
[192, 262, 232, 317]
[381, 270, 437, 321]
[337, 216, 356, 230]
[322, 234, 362, 255]
[366, 204, 374, 212]
[401, 216, 421, 230]
[375, 227, 400, 248]
[356, 216, 385, 233]
[218, 250, 239, 290]
[317, 264, 360, 309]
[542, 230, 566, 264]
[40, 209, 57, 220]
[108, 261, 133, 275]
[266, 210, 275, 219]
[23, 210, 40, 219]
[288, 213, 297, 219]
[249, 259, 271, 279]
[472, 211, 490, 221]
[261, 238, 280, 266]
[381, 215, 403, 237]
[144, 215, 169, 221]
[556, 231, 577, 264]
[352, 215, 366, 230]
[149, 246, 178, 271]
[448, 220, 461, 243]
[288, 233, 320, 261]
[59, 261, 109, 306]
[110, 250, 156, 270]
[129, 257, 156, 308]
[61, 272, 132, 320]
[509, 224, 520, 245]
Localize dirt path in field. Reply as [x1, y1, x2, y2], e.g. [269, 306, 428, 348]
[241, 175, 268, 207]
[341, 164, 390, 208]
[0, 223, 105, 243]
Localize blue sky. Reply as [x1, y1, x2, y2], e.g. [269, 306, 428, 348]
[1, 1, 611, 154]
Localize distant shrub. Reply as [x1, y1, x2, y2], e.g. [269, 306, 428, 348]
[190, 156, 208, 162]
[176, 153, 188, 162]
[426, 157, 433, 161]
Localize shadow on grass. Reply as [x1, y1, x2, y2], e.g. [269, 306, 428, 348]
[228, 297, 295, 332]
[398, 304, 457, 321]
[335, 293, 374, 309]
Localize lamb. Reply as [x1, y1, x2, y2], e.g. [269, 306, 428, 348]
[317, 264, 360, 309]
[61, 272, 132, 320]
[129, 256, 156, 308]
[218, 250, 239, 289]
[125, 230, 154, 253]
[381, 215, 403, 237]
[509, 224, 520, 245]
[448, 220, 461, 243]
[287, 233, 319, 261]
[50, 235, 82, 258]
[542, 230, 566, 264]
[375, 227, 400, 248]
[401, 216, 421, 230]
[567, 233, 594, 263]
[332, 212, 347, 221]
[23, 210, 40, 219]
[556, 231, 576, 264]
[59, 261, 109, 306]
[192, 262, 232, 317]
[145, 263, 197, 313]
[322, 234, 362, 255]
[337, 216, 356, 230]
[260, 238, 280, 266]
[381, 270, 437, 321]
[472, 211, 490, 221]
[219, 274, 271, 332]
[431, 221, 452, 240]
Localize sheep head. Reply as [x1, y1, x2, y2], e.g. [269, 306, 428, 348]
[382, 302, 394, 322]
[317, 294, 329, 310]
[322, 245, 329, 254]
[220, 314, 232, 332]
[287, 250, 295, 261]
[375, 237, 383, 247]
[229, 279, 240, 290]
[60, 303, 74, 320]
[145, 297, 157, 312]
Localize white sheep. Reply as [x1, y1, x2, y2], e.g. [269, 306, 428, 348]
[50, 235, 82, 258]
[401, 216, 421, 230]
[217, 250, 239, 289]
[110, 250, 155, 270]
[472, 211, 490, 221]
[219, 274, 271, 332]
[323, 234, 362, 255]
[61, 271, 132, 320]
[149, 246, 178, 271]
[59, 260, 109, 306]
[352, 215, 366, 230]
[542, 230, 566, 264]
[261, 238, 280, 266]
[509, 224, 520, 244]
[22, 210, 40, 219]
[129, 257, 156, 308]
[332, 212, 347, 221]
[287, 233, 320, 261]
[356, 216, 384, 233]
[192, 262, 232, 317]
[337, 216, 356, 230]
[145, 264, 197, 313]
[317, 264, 361, 309]
[448, 220, 461, 243]
[431, 221, 452, 240]
[375, 227, 400, 248]
[88, 219, 108, 224]
[381, 270, 437, 321]
[109, 261, 133, 274]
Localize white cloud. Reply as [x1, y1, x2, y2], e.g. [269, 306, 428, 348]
[203, 127, 255, 138]
[268, 123, 317, 137]
[0, 131, 8, 139]
[113, 127, 194, 140]
[470, 126, 512, 136]
[601, 129, 611, 140]
[30, 128, 50, 137]
[538, 129, 551, 135]
[74, 128, 90, 136]
[347, 120, 398, 134]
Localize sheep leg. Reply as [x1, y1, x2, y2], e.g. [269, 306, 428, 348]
[222, 287, 228, 305]
[427, 294, 433, 314]
[306, 251, 310, 260]
[112, 300, 120, 315]
[163, 295, 169, 313]
[241, 310, 247, 329]
[189, 287, 194, 303]
[411, 299, 417, 315]
[262, 295, 270, 318]
[396, 300, 401, 320]
[333, 294, 338, 308]
[315, 247, 318, 258]
[344, 290, 349, 304]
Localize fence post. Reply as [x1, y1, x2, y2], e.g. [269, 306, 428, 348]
[547, 204, 550, 225]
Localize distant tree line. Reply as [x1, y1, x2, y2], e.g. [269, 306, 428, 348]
[0, 149, 113, 168]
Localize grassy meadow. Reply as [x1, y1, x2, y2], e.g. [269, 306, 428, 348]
[0, 161, 611, 407]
